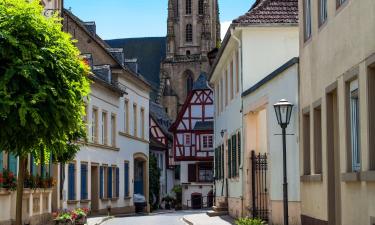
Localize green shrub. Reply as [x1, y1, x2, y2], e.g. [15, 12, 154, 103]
[235, 218, 265, 225]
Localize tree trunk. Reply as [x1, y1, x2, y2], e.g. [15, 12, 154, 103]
[15, 155, 27, 225]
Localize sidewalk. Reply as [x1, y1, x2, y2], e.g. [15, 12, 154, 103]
[87, 216, 113, 225]
[183, 212, 235, 225]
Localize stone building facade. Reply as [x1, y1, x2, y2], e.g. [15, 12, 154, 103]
[158, 0, 220, 120]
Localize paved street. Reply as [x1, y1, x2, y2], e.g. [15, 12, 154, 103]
[102, 210, 207, 225]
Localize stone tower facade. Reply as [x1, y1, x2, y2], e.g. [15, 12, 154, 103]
[158, 0, 220, 120]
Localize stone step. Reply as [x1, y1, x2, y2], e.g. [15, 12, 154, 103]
[212, 205, 228, 212]
[206, 210, 229, 217]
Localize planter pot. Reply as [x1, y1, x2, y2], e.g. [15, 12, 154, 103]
[54, 219, 74, 225]
[75, 216, 87, 225]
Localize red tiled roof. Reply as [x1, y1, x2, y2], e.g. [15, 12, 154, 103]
[233, 0, 298, 25]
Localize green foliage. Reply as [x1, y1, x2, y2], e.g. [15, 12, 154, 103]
[149, 154, 161, 210]
[235, 218, 265, 225]
[172, 185, 182, 210]
[0, 0, 90, 161]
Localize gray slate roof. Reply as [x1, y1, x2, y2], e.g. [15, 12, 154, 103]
[194, 121, 214, 131]
[149, 102, 173, 139]
[193, 72, 211, 91]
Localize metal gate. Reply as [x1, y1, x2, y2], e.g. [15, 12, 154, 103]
[251, 150, 269, 222]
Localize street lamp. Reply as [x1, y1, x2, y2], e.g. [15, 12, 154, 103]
[273, 99, 293, 225]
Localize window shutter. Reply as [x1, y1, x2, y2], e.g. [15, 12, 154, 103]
[218, 146, 221, 179]
[0, 151, 3, 172]
[8, 154, 17, 176]
[238, 132, 241, 170]
[214, 148, 218, 179]
[221, 144, 224, 179]
[100, 166, 103, 199]
[228, 139, 231, 178]
[232, 135, 236, 177]
[116, 167, 120, 197]
[68, 163, 75, 200]
[108, 168, 113, 198]
[81, 164, 87, 200]
[188, 164, 196, 182]
[124, 162, 129, 197]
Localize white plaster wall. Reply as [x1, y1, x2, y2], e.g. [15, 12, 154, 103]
[243, 64, 300, 202]
[241, 27, 299, 91]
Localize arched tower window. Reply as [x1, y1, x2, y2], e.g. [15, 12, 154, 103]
[185, 71, 194, 94]
[199, 0, 204, 15]
[186, 24, 193, 42]
[186, 0, 192, 15]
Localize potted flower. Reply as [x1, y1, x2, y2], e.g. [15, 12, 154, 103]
[73, 208, 89, 225]
[162, 195, 174, 210]
[53, 211, 73, 225]
[2, 169, 17, 191]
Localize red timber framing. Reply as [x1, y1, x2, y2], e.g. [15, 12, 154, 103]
[169, 89, 214, 162]
[150, 117, 167, 145]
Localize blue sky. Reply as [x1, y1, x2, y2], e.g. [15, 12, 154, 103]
[64, 0, 255, 40]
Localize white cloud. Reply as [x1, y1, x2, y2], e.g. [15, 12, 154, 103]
[220, 21, 232, 41]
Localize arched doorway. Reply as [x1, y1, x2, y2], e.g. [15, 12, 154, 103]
[191, 193, 202, 209]
[133, 152, 149, 212]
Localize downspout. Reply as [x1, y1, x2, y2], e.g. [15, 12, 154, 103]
[231, 26, 245, 217]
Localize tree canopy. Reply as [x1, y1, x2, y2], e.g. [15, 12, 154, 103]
[0, 0, 90, 162]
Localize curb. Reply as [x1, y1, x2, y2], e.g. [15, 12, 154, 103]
[182, 217, 194, 225]
[94, 216, 114, 225]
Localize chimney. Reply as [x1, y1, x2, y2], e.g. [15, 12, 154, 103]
[83, 21, 96, 36]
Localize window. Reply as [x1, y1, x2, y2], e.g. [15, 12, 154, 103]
[107, 166, 113, 199]
[115, 167, 120, 198]
[368, 66, 375, 170]
[202, 135, 213, 150]
[8, 153, 17, 176]
[174, 0, 179, 17]
[188, 164, 196, 182]
[80, 163, 88, 200]
[68, 163, 76, 200]
[221, 144, 224, 178]
[303, 111, 311, 175]
[100, 165, 108, 199]
[186, 24, 193, 42]
[184, 134, 191, 145]
[337, 0, 347, 8]
[124, 99, 129, 134]
[102, 112, 108, 145]
[303, 0, 312, 41]
[348, 79, 360, 172]
[109, 167, 119, 198]
[230, 60, 234, 100]
[235, 51, 240, 93]
[133, 104, 137, 137]
[318, 0, 328, 27]
[30, 155, 39, 176]
[0, 151, 3, 172]
[313, 106, 323, 174]
[237, 132, 241, 170]
[225, 69, 228, 106]
[174, 165, 181, 180]
[186, 73, 194, 94]
[92, 108, 98, 143]
[141, 108, 145, 139]
[186, 50, 191, 56]
[198, 0, 204, 15]
[198, 164, 213, 182]
[124, 162, 130, 197]
[186, 0, 191, 14]
[111, 114, 116, 147]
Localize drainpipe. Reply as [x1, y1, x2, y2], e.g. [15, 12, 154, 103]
[231, 26, 245, 217]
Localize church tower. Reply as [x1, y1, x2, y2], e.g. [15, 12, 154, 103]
[159, 0, 220, 120]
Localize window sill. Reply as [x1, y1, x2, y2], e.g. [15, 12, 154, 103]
[360, 171, 375, 182]
[80, 199, 91, 203]
[67, 200, 79, 204]
[100, 198, 110, 202]
[341, 172, 360, 182]
[110, 197, 119, 201]
[124, 196, 132, 200]
[79, 141, 120, 151]
[119, 132, 149, 144]
[300, 174, 322, 182]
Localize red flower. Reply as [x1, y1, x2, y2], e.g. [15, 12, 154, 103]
[52, 212, 58, 218]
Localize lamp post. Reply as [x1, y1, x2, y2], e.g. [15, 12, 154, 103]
[273, 99, 293, 225]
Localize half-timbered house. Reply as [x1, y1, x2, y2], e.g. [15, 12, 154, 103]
[169, 73, 214, 209]
[149, 102, 175, 206]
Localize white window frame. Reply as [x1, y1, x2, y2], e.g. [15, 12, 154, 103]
[304, 0, 312, 41]
[184, 134, 191, 145]
[201, 134, 213, 150]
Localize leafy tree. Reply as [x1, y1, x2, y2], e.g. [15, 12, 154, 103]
[149, 154, 161, 211]
[0, 0, 90, 224]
